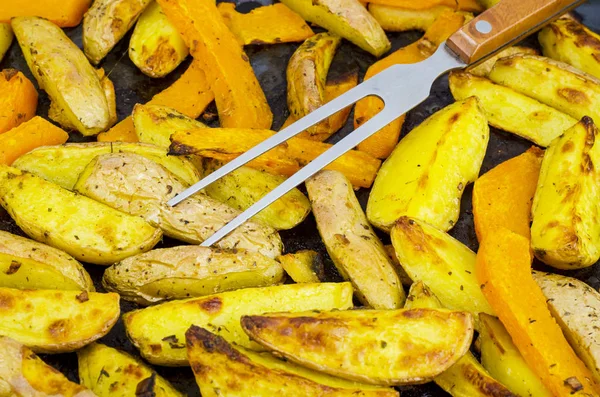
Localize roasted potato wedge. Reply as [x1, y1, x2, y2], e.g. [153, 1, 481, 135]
[367, 98, 488, 232]
[12, 17, 111, 136]
[124, 282, 354, 365]
[96, 67, 118, 128]
[279, 0, 390, 57]
[0, 336, 96, 396]
[405, 282, 516, 396]
[0, 288, 119, 353]
[391, 217, 495, 317]
[204, 159, 311, 230]
[382, 245, 412, 286]
[218, 3, 314, 46]
[287, 33, 341, 138]
[489, 54, 600, 124]
[449, 71, 576, 146]
[241, 309, 474, 386]
[531, 117, 600, 269]
[129, 1, 188, 78]
[103, 246, 285, 305]
[0, 24, 11, 63]
[0, 230, 94, 291]
[83, 0, 151, 64]
[133, 103, 207, 147]
[540, 18, 600, 79]
[0, 165, 161, 265]
[74, 153, 282, 258]
[277, 250, 324, 283]
[534, 271, 600, 383]
[306, 170, 404, 309]
[479, 314, 552, 397]
[367, 5, 453, 32]
[78, 342, 184, 396]
[473, 147, 544, 242]
[12, 142, 200, 189]
[469, 46, 538, 77]
[186, 325, 400, 397]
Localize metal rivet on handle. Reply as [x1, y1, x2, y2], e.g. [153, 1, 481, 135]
[475, 20, 493, 34]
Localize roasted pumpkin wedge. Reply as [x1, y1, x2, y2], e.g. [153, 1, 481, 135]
[124, 282, 354, 365]
[0, 288, 119, 353]
[241, 309, 474, 386]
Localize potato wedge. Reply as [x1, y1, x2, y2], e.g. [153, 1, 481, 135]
[534, 271, 600, 384]
[0, 69, 38, 134]
[0, 288, 119, 353]
[277, 250, 324, 283]
[287, 33, 341, 138]
[103, 246, 285, 305]
[12, 17, 111, 136]
[0, 336, 96, 396]
[186, 325, 399, 397]
[1, 0, 91, 27]
[0, 165, 162, 265]
[0, 230, 94, 292]
[78, 342, 184, 396]
[170, 128, 381, 188]
[391, 217, 495, 317]
[382, 245, 412, 286]
[469, 46, 538, 77]
[366, 0, 482, 11]
[479, 314, 552, 397]
[489, 54, 600, 124]
[473, 147, 543, 242]
[367, 98, 488, 232]
[218, 3, 314, 46]
[133, 104, 208, 148]
[158, 0, 272, 129]
[74, 153, 282, 258]
[129, 1, 188, 78]
[539, 18, 600, 79]
[96, 67, 118, 128]
[83, 0, 151, 64]
[449, 71, 576, 146]
[405, 282, 516, 396]
[367, 5, 454, 32]
[531, 117, 600, 269]
[205, 159, 310, 230]
[279, 0, 390, 57]
[13, 142, 200, 190]
[124, 282, 354, 365]
[0, 24, 12, 63]
[306, 170, 404, 309]
[241, 309, 474, 386]
[97, 60, 214, 143]
[476, 228, 600, 396]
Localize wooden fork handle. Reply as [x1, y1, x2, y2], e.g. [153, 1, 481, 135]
[447, 0, 585, 64]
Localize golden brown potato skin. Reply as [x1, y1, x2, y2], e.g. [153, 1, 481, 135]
[0, 230, 94, 292]
[0, 336, 96, 397]
[306, 170, 404, 309]
[0, 288, 119, 353]
[124, 282, 354, 366]
[74, 152, 283, 258]
[83, 0, 152, 64]
[78, 343, 184, 397]
[0, 23, 13, 63]
[186, 325, 400, 397]
[242, 309, 474, 386]
[280, 0, 390, 57]
[531, 117, 600, 269]
[103, 246, 285, 305]
[277, 250, 324, 283]
[534, 271, 600, 384]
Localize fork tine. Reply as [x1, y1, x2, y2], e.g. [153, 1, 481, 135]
[166, 76, 385, 207]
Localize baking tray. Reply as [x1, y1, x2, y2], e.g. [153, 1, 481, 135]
[1, 1, 600, 395]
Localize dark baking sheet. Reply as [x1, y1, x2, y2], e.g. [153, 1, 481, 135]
[2, 1, 600, 395]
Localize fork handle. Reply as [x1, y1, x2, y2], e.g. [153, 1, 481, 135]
[447, 0, 584, 64]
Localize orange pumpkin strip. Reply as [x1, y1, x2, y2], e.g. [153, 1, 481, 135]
[476, 229, 600, 397]
[170, 128, 381, 188]
[218, 3, 314, 45]
[0, 0, 92, 27]
[0, 69, 38, 134]
[0, 117, 69, 165]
